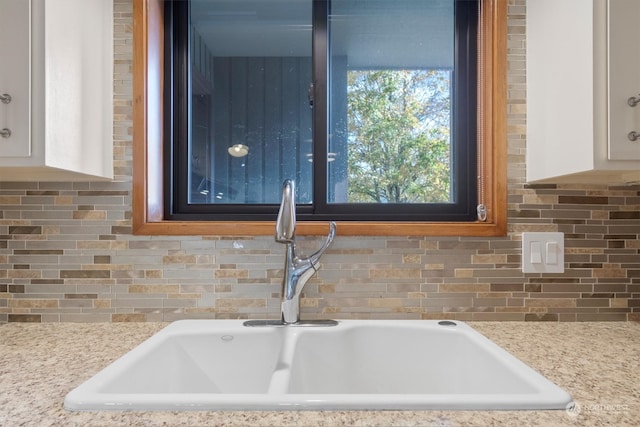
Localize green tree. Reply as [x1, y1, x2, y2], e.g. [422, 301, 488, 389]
[347, 69, 451, 203]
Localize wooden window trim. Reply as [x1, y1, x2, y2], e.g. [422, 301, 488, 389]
[132, 0, 507, 236]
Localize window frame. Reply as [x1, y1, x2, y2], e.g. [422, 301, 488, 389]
[132, 0, 507, 236]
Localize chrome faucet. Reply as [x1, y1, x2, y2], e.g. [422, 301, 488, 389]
[276, 179, 336, 324]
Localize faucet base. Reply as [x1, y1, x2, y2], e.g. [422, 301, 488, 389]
[243, 319, 338, 327]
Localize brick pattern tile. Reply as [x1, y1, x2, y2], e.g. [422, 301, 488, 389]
[0, 0, 638, 322]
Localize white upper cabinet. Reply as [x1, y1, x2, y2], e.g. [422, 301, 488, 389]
[527, 0, 640, 184]
[0, 0, 113, 181]
[608, 0, 640, 161]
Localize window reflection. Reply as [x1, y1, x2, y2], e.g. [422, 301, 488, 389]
[189, 0, 313, 204]
[187, 0, 457, 206]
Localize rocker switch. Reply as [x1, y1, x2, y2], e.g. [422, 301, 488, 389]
[530, 242, 542, 264]
[547, 242, 558, 264]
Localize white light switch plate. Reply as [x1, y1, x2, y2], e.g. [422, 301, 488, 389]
[522, 232, 564, 273]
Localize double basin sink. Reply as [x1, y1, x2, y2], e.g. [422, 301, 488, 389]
[64, 319, 572, 411]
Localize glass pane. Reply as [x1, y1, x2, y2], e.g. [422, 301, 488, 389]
[189, 0, 313, 204]
[328, 0, 454, 204]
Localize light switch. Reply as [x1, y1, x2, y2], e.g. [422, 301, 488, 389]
[546, 241, 558, 264]
[522, 232, 564, 273]
[530, 242, 542, 264]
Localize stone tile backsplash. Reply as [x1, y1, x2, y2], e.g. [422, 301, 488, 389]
[0, 0, 638, 322]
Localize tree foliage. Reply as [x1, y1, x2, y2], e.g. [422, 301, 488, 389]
[346, 69, 451, 203]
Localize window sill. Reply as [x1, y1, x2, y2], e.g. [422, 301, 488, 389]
[132, 220, 506, 237]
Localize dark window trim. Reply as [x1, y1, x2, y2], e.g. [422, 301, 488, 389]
[163, 0, 481, 222]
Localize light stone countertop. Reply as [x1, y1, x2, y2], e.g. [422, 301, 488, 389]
[1, 321, 638, 427]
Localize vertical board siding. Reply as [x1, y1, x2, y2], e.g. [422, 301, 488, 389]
[213, 56, 312, 203]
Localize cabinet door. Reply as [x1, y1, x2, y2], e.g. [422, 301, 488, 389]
[0, 0, 31, 157]
[608, 0, 640, 160]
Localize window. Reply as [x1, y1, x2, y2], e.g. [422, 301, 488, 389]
[132, 0, 507, 236]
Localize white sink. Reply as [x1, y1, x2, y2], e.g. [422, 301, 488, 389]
[64, 319, 572, 411]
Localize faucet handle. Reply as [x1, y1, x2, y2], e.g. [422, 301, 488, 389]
[326, 221, 337, 244]
[309, 221, 337, 265]
[276, 179, 296, 243]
